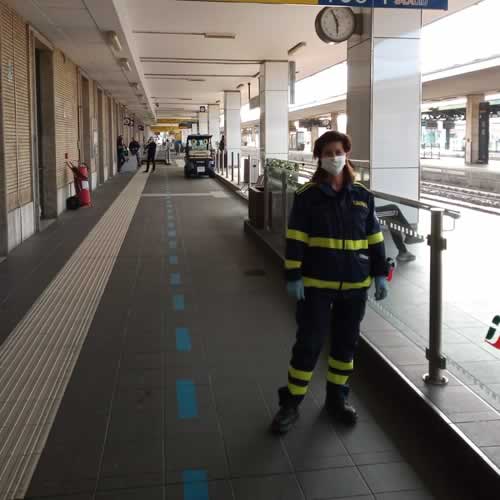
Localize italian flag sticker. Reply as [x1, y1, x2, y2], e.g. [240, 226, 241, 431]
[486, 315, 500, 349]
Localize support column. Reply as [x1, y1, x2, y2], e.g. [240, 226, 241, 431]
[259, 61, 289, 161]
[208, 104, 221, 146]
[347, 8, 421, 200]
[465, 94, 484, 165]
[330, 113, 338, 132]
[224, 91, 241, 162]
[311, 126, 320, 150]
[198, 110, 208, 135]
[191, 122, 198, 135]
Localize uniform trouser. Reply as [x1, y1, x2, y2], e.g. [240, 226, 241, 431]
[146, 156, 156, 172]
[280, 288, 367, 408]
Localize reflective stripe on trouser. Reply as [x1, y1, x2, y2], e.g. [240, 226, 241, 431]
[327, 356, 354, 386]
[287, 365, 313, 396]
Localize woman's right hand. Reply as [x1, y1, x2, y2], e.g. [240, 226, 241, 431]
[286, 280, 305, 301]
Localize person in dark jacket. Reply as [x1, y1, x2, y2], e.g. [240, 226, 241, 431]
[144, 137, 157, 173]
[117, 136, 126, 173]
[271, 131, 389, 435]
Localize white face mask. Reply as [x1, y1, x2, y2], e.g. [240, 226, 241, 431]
[321, 155, 346, 177]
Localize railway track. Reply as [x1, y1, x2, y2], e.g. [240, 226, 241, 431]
[421, 182, 500, 213]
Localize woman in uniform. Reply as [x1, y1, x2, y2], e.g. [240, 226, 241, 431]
[272, 131, 389, 434]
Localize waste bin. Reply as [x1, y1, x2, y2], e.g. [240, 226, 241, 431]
[248, 186, 272, 229]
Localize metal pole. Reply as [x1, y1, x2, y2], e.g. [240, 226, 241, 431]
[231, 152, 234, 182]
[237, 153, 241, 185]
[281, 170, 288, 241]
[423, 208, 448, 386]
[224, 151, 227, 177]
[247, 155, 251, 184]
[263, 166, 270, 231]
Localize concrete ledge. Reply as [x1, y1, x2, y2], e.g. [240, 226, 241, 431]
[215, 172, 249, 203]
[244, 219, 500, 499]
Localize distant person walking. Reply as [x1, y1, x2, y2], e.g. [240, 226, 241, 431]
[219, 135, 225, 152]
[144, 137, 157, 173]
[117, 136, 126, 173]
[129, 138, 141, 168]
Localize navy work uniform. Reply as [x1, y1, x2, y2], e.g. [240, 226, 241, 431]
[279, 180, 387, 412]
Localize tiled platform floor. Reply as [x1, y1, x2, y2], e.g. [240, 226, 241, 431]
[0, 167, 479, 499]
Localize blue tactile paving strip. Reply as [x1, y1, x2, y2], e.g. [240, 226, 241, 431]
[23, 167, 473, 499]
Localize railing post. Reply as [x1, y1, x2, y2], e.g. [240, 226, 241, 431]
[231, 152, 234, 182]
[423, 208, 448, 386]
[263, 164, 270, 231]
[237, 153, 241, 185]
[224, 151, 227, 177]
[281, 170, 288, 242]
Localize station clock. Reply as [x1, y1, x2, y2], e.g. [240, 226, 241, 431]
[315, 7, 357, 44]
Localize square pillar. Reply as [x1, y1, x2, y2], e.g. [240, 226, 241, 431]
[259, 61, 289, 161]
[191, 123, 198, 135]
[465, 94, 485, 165]
[198, 111, 208, 135]
[208, 104, 221, 146]
[224, 91, 241, 162]
[347, 8, 422, 200]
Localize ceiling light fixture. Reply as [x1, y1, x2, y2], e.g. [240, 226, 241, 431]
[252, 72, 260, 79]
[106, 31, 122, 52]
[119, 58, 131, 72]
[204, 32, 236, 39]
[236, 84, 244, 89]
[288, 41, 307, 56]
[133, 30, 236, 40]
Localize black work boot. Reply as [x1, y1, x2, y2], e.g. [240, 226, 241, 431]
[326, 384, 357, 425]
[271, 387, 300, 435]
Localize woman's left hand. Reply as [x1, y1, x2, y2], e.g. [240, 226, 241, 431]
[374, 276, 388, 301]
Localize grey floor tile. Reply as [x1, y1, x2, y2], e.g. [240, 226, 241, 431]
[232, 474, 305, 500]
[165, 431, 229, 483]
[422, 385, 491, 414]
[359, 462, 425, 494]
[95, 486, 163, 499]
[334, 421, 398, 455]
[282, 425, 351, 471]
[298, 467, 371, 499]
[224, 428, 293, 477]
[458, 420, 500, 446]
[375, 491, 435, 500]
[165, 479, 233, 499]
[100, 438, 163, 483]
[378, 346, 425, 366]
[351, 451, 404, 466]
[481, 446, 500, 468]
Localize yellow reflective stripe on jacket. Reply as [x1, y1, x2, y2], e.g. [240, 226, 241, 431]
[288, 382, 308, 396]
[328, 357, 354, 372]
[285, 260, 302, 270]
[289, 366, 313, 382]
[327, 372, 350, 385]
[303, 276, 372, 290]
[367, 232, 384, 245]
[287, 229, 309, 244]
[308, 238, 368, 251]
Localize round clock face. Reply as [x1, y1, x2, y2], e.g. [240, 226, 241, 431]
[315, 7, 356, 44]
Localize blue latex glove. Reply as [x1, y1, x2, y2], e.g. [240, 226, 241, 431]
[287, 280, 305, 301]
[374, 276, 388, 301]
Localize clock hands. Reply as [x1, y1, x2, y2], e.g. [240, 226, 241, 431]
[330, 9, 339, 34]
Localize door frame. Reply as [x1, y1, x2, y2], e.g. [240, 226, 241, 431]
[30, 29, 57, 228]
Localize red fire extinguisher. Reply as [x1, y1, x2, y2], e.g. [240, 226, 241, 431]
[66, 161, 92, 208]
[78, 163, 91, 207]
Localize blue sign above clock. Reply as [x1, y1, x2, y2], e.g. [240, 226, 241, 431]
[318, 0, 448, 10]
